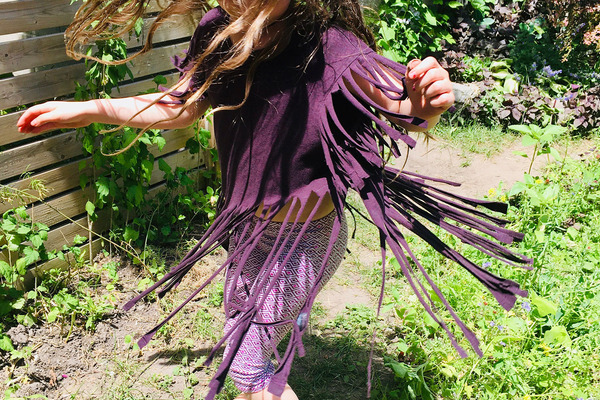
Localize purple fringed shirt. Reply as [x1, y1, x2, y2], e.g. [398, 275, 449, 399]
[125, 7, 532, 399]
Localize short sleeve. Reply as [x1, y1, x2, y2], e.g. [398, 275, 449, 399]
[160, 7, 227, 102]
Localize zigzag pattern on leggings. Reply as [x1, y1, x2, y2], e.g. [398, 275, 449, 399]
[222, 211, 348, 393]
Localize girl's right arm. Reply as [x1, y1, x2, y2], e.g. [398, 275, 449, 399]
[17, 91, 209, 135]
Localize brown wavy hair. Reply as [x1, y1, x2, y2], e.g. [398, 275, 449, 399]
[65, 0, 377, 153]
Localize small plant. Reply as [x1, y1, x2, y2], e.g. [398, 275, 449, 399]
[508, 123, 567, 174]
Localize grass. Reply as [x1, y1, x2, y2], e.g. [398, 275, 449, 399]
[432, 121, 515, 158]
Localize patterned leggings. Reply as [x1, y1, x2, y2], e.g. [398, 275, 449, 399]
[223, 210, 348, 393]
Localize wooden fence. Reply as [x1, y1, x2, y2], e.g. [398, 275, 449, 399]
[0, 0, 207, 280]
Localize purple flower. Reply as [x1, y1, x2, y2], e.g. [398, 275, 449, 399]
[531, 62, 537, 71]
[499, 341, 506, 347]
[490, 321, 496, 327]
[497, 324, 505, 331]
[557, 93, 576, 102]
[482, 261, 492, 269]
[543, 66, 562, 78]
[521, 301, 531, 312]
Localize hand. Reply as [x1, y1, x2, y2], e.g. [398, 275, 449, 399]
[17, 101, 92, 134]
[405, 57, 454, 121]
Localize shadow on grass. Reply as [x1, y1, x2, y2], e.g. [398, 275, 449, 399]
[288, 332, 397, 400]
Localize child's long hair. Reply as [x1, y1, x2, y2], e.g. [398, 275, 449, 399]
[65, 0, 376, 153]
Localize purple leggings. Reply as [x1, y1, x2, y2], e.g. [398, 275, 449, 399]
[223, 210, 348, 393]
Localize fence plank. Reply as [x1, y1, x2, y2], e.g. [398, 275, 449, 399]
[0, 63, 86, 111]
[0, 112, 23, 147]
[0, 125, 197, 200]
[29, 186, 94, 229]
[0, 0, 79, 36]
[111, 72, 179, 98]
[0, 0, 196, 36]
[0, 33, 66, 76]
[0, 43, 185, 110]
[0, 130, 82, 182]
[0, 73, 179, 148]
[0, 17, 194, 75]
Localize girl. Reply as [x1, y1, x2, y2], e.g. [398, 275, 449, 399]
[17, 0, 531, 399]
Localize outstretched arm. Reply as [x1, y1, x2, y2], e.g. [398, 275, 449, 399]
[350, 57, 454, 132]
[17, 91, 209, 135]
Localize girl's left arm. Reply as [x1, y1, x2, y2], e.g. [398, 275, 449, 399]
[350, 57, 454, 132]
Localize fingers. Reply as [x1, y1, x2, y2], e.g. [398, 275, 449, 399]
[428, 92, 455, 109]
[17, 103, 56, 133]
[406, 57, 440, 80]
[16, 102, 74, 134]
[406, 57, 453, 109]
[21, 122, 64, 135]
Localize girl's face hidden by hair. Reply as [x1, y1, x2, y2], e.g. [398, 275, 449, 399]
[217, 0, 291, 21]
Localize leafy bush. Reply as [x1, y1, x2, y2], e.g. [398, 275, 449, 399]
[373, 0, 493, 64]
[538, 0, 600, 63]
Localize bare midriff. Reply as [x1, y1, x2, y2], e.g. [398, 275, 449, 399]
[255, 192, 335, 222]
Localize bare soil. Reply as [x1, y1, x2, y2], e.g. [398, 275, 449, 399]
[2, 137, 595, 399]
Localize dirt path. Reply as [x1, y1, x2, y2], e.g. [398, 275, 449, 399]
[3, 136, 596, 399]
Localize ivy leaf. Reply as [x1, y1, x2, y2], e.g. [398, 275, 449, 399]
[47, 308, 60, 323]
[85, 201, 96, 217]
[16, 225, 32, 235]
[185, 137, 200, 154]
[35, 222, 49, 232]
[531, 293, 557, 317]
[127, 185, 144, 206]
[12, 297, 25, 310]
[423, 10, 437, 26]
[38, 229, 48, 241]
[0, 335, 14, 352]
[123, 226, 139, 242]
[73, 235, 87, 245]
[141, 159, 154, 182]
[154, 135, 166, 151]
[543, 326, 571, 346]
[447, 1, 462, 8]
[96, 177, 111, 200]
[23, 247, 40, 266]
[80, 174, 89, 190]
[153, 75, 168, 86]
[0, 260, 11, 280]
[30, 234, 44, 249]
[79, 160, 87, 171]
[159, 158, 172, 174]
[1, 219, 17, 232]
[16, 207, 28, 220]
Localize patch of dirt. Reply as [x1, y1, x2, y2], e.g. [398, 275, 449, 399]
[396, 136, 596, 198]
